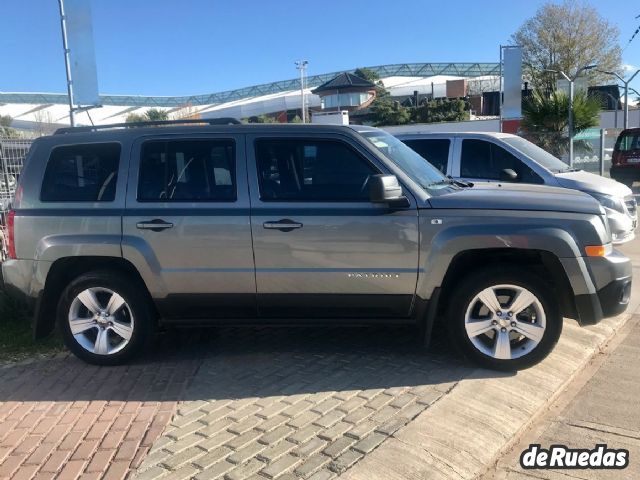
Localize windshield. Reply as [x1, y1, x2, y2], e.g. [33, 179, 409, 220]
[360, 130, 451, 192]
[502, 136, 573, 173]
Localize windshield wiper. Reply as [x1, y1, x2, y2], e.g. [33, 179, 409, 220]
[447, 175, 473, 187]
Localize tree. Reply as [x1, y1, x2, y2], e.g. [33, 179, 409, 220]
[353, 67, 411, 126]
[521, 89, 600, 157]
[0, 115, 18, 138]
[125, 108, 169, 123]
[629, 14, 639, 45]
[414, 98, 467, 124]
[370, 99, 411, 126]
[512, 1, 621, 89]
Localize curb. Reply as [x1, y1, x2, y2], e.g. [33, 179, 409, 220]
[338, 312, 633, 480]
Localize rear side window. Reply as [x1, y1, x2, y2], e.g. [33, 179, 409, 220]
[255, 138, 378, 202]
[460, 139, 543, 183]
[138, 139, 236, 202]
[402, 139, 450, 174]
[41, 143, 121, 202]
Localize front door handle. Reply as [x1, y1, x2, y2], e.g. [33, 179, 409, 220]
[136, 219, 174, 232]
[263, 219, 303, 232]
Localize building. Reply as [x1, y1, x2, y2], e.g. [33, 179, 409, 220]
[311, 72, 376, 112]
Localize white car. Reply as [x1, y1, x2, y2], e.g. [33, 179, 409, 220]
[391, 130, 637, 244]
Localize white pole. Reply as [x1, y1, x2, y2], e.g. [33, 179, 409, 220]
[57, 0, 76, 127]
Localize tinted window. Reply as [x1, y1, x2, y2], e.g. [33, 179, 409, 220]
[41, 143, 120, 202]
[138, 139, 235, 202]
[460, 139, 543, 183]
[255, 139, 378, 201]
[402, 139, 450, 174]
[616, 132, 640, 152]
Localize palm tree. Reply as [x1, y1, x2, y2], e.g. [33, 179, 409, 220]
[521, 90, 600, 158]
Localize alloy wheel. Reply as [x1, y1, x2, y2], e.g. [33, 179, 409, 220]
[68, 287, 135, 355]
[464, 284, 546, 360]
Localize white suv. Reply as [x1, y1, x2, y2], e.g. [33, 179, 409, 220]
[390, 130, 637, 244]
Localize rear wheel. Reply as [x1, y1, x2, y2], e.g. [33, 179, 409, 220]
[58, 271, 154, 365]
[447, 268, 562, 371]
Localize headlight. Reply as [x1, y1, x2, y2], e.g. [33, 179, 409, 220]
[587, 192, 625, 214]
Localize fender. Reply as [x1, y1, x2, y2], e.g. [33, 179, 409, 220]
[416, 222, 593, 300]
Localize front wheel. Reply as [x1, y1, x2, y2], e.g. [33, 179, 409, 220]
[447, 268, 562, 371]
[58, 271, 154, 365]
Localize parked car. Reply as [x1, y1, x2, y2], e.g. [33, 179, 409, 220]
[391, 131, 637, 244]
[1, 121, 631, 370]
[610, 128, 640, 186]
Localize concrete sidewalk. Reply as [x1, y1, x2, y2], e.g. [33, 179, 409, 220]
[486, 316, 640, 480]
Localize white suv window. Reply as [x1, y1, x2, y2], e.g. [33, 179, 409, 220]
[460, 139, 543, 183]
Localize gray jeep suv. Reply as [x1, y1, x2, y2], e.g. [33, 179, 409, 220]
[1, 120, 632, 370]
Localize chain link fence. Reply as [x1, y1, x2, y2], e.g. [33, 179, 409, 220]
[1, 137, 33, 260]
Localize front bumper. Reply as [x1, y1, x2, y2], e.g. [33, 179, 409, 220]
[572, 250, 632, 325]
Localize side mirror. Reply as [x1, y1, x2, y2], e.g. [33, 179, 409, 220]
[369, 174, 409, 207]
[500, 168, 519, 182]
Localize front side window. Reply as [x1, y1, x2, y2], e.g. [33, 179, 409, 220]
[138, 139, 236, 202]
[460, 139, 543, 183]
[41, 143, 121, 202]
[255, 139, 378, 201]
[403, 139, 450, 174]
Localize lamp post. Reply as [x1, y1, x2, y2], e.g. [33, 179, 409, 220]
[295, 60, 308, 123]
[57, 0, 75, 127]
[596, 69, 640, 130]
[545, 64, 597, 166]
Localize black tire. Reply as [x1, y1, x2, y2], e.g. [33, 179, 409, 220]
[447, 267, 562, 371]
[57, 270, 155, 365]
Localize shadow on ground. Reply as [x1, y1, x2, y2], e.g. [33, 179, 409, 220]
[0, 325, 508, 404]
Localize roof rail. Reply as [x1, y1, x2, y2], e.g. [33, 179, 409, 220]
[54, 117, 242, 134]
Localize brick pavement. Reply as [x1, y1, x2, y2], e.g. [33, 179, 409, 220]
[0, 333, 203, 480]
[0, 325, 471, 480]
[133, 326, 471, 480]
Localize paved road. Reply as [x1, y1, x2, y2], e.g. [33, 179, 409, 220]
[486, 316, 640, 480]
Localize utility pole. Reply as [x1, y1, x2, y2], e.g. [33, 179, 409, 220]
[546, 64, 597, 166]
[57, 0, 75, 127]
[295, 60, 308, 123]
[597, 69, 640, 130]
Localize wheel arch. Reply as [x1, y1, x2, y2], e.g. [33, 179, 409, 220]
[435, 248, 577, 324]
[34, 256, 156, 339]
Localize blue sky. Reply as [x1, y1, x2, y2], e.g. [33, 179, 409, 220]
[1, 0, 639, 96]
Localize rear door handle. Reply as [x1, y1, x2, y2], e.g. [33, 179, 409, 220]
[136, 219, 174, 232]
[263, 219, 303, 232]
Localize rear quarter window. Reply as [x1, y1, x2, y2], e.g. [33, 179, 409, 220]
[40, 143, 121, 202]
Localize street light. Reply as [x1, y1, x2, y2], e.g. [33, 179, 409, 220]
[545, 64, 597, 166]
[597, 68, 640, 130]
[295, 60, 309, 123]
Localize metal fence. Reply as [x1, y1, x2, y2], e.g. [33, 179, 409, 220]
[1, 137, 33, 260]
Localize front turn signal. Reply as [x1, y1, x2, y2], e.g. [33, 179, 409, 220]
[585, 244, 612, 257]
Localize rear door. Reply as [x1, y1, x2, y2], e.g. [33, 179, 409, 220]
[122, 133, 256, 320]
[400, 137, 453, 176]
[247, 133, 420, 319]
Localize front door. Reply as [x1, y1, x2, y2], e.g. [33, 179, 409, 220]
[122, 134, 256, 319]
[247, 134, 420, 319]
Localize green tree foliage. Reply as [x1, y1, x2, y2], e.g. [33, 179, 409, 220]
[0, 115, 18, 138]
[414, 98, 467, 124]
[512, 0, 621, 89]
[246, 114, 278, 124]
[521, 90, 600, 157]
[290, 115, 303, 123]
[353, 67, 411, 126]
[125, 108, 169, 123]
[144, 108, 169, 121]
[370, 99, 411, 126]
